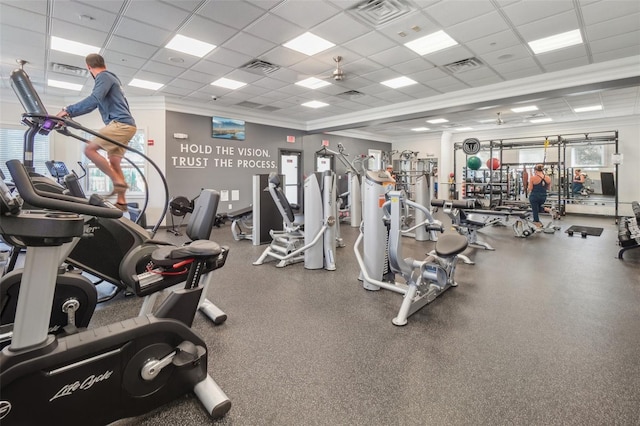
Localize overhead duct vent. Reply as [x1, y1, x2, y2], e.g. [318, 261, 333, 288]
[444, 57, 484, 74]
[338, 90, 365, 99]
[236, 101, 263, 109]
[241, 59, 280, 75]
[348, 0, 416, 27]
[50, 62, 90, 78]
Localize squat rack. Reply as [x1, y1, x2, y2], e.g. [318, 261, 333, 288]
[453, 130, 620, 217]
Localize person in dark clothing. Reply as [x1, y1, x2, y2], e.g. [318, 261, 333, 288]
[527, 163, 551, 227]
[572, 168, 586, 196]
[56, 53, 136, 211]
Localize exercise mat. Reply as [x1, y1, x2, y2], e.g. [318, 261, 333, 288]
[565, 225, 604, 236]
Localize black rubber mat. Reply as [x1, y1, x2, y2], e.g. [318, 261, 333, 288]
[566, 225, 604, 236]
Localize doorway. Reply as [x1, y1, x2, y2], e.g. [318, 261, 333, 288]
[279, 149, 302, 206]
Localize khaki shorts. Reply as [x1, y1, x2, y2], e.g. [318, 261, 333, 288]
[93, 121, 137, 157]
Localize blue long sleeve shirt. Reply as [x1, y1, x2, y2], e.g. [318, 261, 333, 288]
[66, 70, 136, 127]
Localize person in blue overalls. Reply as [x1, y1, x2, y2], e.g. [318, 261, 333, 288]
[527, 163, 551, 227]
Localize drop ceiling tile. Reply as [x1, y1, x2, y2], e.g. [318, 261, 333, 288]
[464, 30, 522, 56]
[205, 48, 254, 69]
[169, 78, 206, 91]
[245, 13, 305, 45]
[223, 32, 277, 58]
[592, 45, 640, 62]
[160, 86, 196, 97]
[501, 0, 575, 26]
[141, 60, 185, 78]
[425, 75, 469, 92]
[368, 46, 421, 67]
[1, 0, 48, 14]
[499, 66, 545, 81]
[447, 11, 510, 43]
[391, 57, 436, 75]
[411, 66, 451, 83]
[270, 0, 341, 28]
[124, 1, 190, 30]
[101, 50, 148, 69]
[190, 61, 234, 78]
[179, 69, 218, 84]
[516, 10, 580, 42]
[479, 44, 532, 66]
[114, 17, 171, 47]
[581, 0, 640, 25]
[75, 1, 126, 14]
[108, 36, 158, 59]
[150, 49, 201, 69]
[311, 13, 371, 45]
[178, 15, 238, 46]
[260, 46, 308, 68]
[197, 0, 265, 29]
[0, 4, 47, 32]
[424, 0, 496, 27]
[585, 13, 640, 42]
[50, 19, 110, 47]
[342, 32, 398, 57]
[590, 31, 640, 54]
[536, 45, 588, 67]
[246, 0, 285, 11]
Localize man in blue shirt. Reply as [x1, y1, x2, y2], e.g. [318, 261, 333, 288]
[57, 53, 136, 211]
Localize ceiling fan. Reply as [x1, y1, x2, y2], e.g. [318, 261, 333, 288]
[329, 56, 346, 81]
[496, 112, 504, 125]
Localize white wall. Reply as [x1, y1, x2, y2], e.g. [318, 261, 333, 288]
[393, 115, 640, 216]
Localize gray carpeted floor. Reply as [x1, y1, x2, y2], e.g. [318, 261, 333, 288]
[88, 212, 639, 426]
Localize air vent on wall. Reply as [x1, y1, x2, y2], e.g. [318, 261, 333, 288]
[443, 57, 484, 74]
[241, 59, 280, 75]
[50, 62, 90, 78]
[348, 0, 415, 27]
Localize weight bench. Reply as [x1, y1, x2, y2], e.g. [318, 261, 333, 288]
[228, 206, 253, 241]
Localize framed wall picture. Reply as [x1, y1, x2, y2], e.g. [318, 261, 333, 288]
[212, 116, 245, 140]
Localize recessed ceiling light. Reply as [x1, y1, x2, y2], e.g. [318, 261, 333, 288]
[284, 32, 335, 56]
[296, 77, 331, 89]
[427, 118, 448, 124]
[511, 105, 538, 113]
[50, 36, 100, 56]
[530, 118, 553, 123]
[129, 79, 164, 91]
[477, 119, 496, 123]
[455, 127, 473, 131]
[411, 127, 430, 131]
[574, 105, 603, 113]
[47, 79, 83, 91]
[302, 100, 329, 108]
[528, 29, 582, 54]
[211, 78, 246, 90]
[404, 30, 458, 56]
[166, 34, 216, 58]
[381, 76, 417, 89]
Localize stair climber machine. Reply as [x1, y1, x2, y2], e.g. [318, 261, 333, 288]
[253, 171, 338, 269]
[1, 67, 229, 345]
[0, 160, 231, 424]
[354, 170, 469, 326]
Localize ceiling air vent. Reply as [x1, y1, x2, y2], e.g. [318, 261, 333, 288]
[348, 0, 415, 27]
[338, 90, 365, 99]
[444, 58, 484, 74]
[50, 62, 90, 78]
[258, 105, 280, 112]
[236, 101, 263, 109]
[241, 59, 280, 75]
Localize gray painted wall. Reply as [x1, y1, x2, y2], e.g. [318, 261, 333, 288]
[165, 111, 391, 213]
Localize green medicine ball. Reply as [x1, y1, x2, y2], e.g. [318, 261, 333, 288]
[467, 156, 482, 170]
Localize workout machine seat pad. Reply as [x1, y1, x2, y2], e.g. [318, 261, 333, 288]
[228, 206, 252, 219]
[435, 234, 468, 257]
[152, 240, 222, 265]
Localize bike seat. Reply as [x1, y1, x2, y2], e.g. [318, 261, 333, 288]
[434, 234, 468, 257]
[151, 240, 222, 266]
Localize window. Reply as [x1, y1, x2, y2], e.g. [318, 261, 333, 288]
[0, 127, 50, 178]
[84, 131, 147, 195]
[571, 145, 604, 167]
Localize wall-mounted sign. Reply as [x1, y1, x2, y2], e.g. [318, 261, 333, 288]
[462, 138, 481, 155]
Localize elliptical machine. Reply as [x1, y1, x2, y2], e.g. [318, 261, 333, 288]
[0, 160, 231, 424]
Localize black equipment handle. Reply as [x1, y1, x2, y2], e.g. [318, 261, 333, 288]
[6, 159, 122, 219]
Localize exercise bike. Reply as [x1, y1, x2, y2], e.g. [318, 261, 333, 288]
[0, 160, 231, 424]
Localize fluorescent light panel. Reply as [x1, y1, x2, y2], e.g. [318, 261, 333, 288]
[530, 118, 553, 123]
[528, 29, 582, 54]
[511, 105, 538, 113]
[47, 79, 83, 91]
[296, 77, 331, 89]
[455, 127, 473, 131]
[381, 76, 417, 89]
[129, 79, 163, 90]
[211, 78, 246, 90]
[165, 34, 216, 57]
[411, 127, 430, 131]
[427, 118, 448, 124]
[574, 105, 602, 113]
[404, 30, 458, 56]
[302, 100, 329, 108]
[51, 36, 100, 57]
[284, 32, 335, 56]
